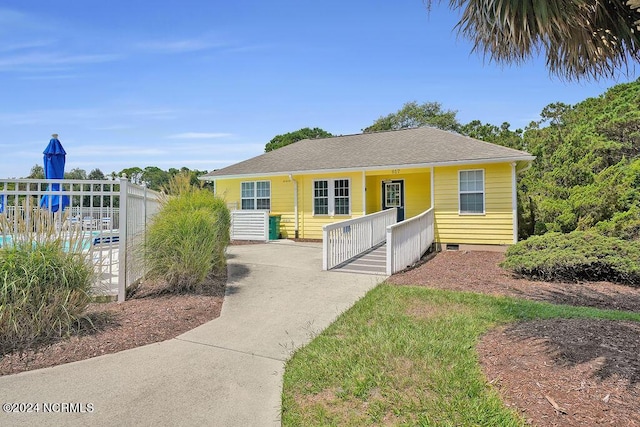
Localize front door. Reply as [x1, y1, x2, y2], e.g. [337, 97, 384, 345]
[382, 180, 405, 222]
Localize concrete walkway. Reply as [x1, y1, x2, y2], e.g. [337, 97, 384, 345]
[0, 241, 384, 426]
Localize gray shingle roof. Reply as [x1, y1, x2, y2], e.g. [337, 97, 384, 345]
[204, 127, 534, 178]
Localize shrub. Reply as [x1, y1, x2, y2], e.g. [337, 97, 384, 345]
[145, 175, 230, 292]
[0, 213, 93, 354]
[501, 231, 640, 287]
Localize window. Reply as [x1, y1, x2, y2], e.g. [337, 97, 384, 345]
[241, 181, 270, 210]
[459, 170, 484, 214]
[313, 181, 328, 215]
[334, 179, 350, 215]
[314, 179, 350, 215]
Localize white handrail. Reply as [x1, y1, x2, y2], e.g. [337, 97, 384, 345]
[322, 209, 397, 270]
[386, 208, 434, 275]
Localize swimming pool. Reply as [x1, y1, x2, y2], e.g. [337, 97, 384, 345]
[0, 231, 117, 252]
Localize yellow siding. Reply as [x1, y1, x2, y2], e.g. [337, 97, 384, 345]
[214, 162, 516, 245]
[433, 163, 514, 245]
[364, 169, 431, 218]
[365, 175, 379, 214]
[215, 172, 366, 240]
[298, 172, 365, 239]
[215, 175, 296, 238]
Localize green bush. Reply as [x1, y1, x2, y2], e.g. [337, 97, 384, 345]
[0, 240, 93, 354]
[501, 231, 640, 287]
[145, 177, 230, 292]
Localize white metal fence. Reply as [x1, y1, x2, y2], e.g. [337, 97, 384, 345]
[118, 180, 163, 302]
[322, 209, 397, 270]
[0, 178, 162, 302]
[386, 208, 434, 275]
[230, 210, 269, 241]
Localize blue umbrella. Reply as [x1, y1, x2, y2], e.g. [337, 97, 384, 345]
[40, 134, 70, 212]
[0, 194, 4, 214]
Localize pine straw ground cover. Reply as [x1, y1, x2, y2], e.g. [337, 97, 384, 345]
[387, 250, 640, 426]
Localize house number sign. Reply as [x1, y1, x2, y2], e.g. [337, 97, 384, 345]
[391, 169, 400, 174]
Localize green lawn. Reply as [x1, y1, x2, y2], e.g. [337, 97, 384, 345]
[281, 284, 640, 426]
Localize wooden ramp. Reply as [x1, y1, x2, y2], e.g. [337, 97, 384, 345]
[332, 244, 387, 276]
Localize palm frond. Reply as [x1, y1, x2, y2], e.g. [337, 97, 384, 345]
[428, 0, 640, 80]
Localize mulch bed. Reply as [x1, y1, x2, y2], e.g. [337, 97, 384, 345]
[389, 250, 640, 426]
[3, 248, 640, 425]
[0, 274, 225, 376]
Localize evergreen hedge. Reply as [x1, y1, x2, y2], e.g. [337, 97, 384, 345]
[501, 231, 640, 287]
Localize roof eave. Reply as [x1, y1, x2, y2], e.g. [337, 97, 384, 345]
[199, 155, 536, 181]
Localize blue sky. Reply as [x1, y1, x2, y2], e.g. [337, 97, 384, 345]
[0, 1, 635, 178]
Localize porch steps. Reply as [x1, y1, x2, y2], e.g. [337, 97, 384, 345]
[333, 244, 387, 276]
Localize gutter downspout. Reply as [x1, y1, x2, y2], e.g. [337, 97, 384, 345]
[289, 174, 299, 238]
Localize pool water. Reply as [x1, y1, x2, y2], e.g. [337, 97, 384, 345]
[0, 231, 112, 252]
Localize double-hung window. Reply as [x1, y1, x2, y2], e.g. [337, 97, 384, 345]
[459, 170, 484, 214]
[313, 179, 350, 216]
[241, 181, 271, 210]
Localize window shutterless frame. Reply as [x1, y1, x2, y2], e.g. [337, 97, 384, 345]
[313, 178, 350, 216]
[458, 169, 485, 215]
[241, 180, 271, 210]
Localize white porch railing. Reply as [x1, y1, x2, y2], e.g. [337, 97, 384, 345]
[322, 209, 397, 270]
[386, 208, 434, 275]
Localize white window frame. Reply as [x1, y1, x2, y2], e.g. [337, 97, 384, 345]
[459, 169, 485, 215]
[241, 180, 271, 210]
[313, 178, 351, 216]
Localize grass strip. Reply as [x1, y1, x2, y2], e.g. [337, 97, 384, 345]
[282, 284, 640, 426]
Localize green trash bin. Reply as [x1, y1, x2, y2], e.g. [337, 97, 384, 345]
[269, 214, 281, 240]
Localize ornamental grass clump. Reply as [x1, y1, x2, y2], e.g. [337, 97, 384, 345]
[144, 174, 230, 292]
[0, 209, 93, 354]
[501, 231, 640, 287]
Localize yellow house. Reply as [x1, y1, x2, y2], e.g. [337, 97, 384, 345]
[201, 127, 534, 249]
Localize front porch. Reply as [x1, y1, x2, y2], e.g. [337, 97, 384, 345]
[364, 168, 433, 222]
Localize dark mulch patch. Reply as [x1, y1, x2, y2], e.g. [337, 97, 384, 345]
[507, 319, 640, 384]
[388, 250, 640, 312]
[480, 320, 640, 426]
[0, 273, 226, 376]
[391, 250, 640, 426]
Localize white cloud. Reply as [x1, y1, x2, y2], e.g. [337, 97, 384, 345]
[166, 132, 232, 139]
[19, 73, 77, 80]
[0, 107, 179, 126]
[136, 38, 226, 54]
[0, 8, 30, 28]
[0, 52, 122, 71]
[0, 39, 55, 53]
[71, 145, 167, 157]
